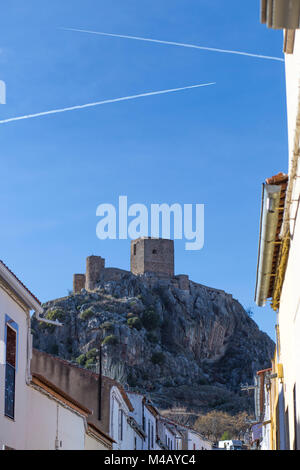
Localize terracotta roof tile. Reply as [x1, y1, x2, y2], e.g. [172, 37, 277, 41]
[264, 173, 289, 299]
[87, 422, 115, 444]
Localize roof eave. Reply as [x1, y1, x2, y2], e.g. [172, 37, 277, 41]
[0, 261, 43, 314]
[255, 183, 282, 307]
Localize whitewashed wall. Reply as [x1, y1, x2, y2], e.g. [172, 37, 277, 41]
[0, 287, 29, 450]
[186, 430, 212, 450]
[110, 385, 136, 450]
[85, 433, 109, 450]
[26, 386, 86, 450]
[278, 29, 300, 450]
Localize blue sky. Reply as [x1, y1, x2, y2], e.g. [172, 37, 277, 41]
[0, 1, 287, 340]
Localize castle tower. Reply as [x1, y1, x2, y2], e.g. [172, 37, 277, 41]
[130, 237, 174, 278]
[86, 255, 105, 291]
[73, 274, 86, 294]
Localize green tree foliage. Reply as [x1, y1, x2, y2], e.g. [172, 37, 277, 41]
[194, 411, 251, 442]
[151, 351, 165, 365]
[127, 316, 142, 330]
[102, 335, 118, 346]
[141, 308, 161, 331]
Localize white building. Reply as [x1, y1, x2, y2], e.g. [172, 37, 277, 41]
[110, 385, 143, 450]
[0, 259, 43, 450]
[218, 440, 243, 450]
[27, 373, 91, 450]
[257, 0, 300, 450]
[181, 428, 213, 451]
[0, 260, 107, 450]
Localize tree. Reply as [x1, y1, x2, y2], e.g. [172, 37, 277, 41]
[221, 431, 232, 441]
[194, 411, 251, 442]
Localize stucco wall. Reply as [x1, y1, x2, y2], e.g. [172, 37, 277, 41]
[26, 386, 86, 450]
[110, 386, 135, 450]
[85, 433, 108, 450]
[278, 29, 300, 450]
[0, 286, 29, 450]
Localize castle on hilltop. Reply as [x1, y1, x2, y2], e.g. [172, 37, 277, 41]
[73, 237, 190, 293]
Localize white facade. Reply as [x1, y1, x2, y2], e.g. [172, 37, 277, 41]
[26, 385, 87, 450]
[144, 403, 157, 450]
[110, 385, 140, 450]
[0, 261, 42, 450]
[275, 28, 300, 450]
[157, 418, 177, 450]
[0, 260, 104, 451]
[85, 431, 111, 450]
[185, 429, 212, 450]
[218, 440, 243, 450]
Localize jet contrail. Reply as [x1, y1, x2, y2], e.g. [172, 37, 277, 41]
[61, 27, 284, 63]
[0, 82, 215, 124]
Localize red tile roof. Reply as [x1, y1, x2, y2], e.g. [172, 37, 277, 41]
[264, 173, 289, 299]
[87, 422, 116, 444]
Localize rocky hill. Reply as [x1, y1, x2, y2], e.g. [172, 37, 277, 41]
[32, 272, 275, 416]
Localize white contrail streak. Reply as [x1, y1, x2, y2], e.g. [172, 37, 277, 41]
[0, 82, 215, 125]
[61, 27, 284, 63]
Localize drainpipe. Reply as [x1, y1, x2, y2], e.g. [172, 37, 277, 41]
[98, 342, 102, 421]
[35, 311, 63, 327]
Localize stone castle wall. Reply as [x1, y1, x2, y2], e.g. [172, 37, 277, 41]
[73, 238, 192, 293]
[130, 238, 174, 278]
[86, 256, 105, 291]
[73, 274, 86, 294]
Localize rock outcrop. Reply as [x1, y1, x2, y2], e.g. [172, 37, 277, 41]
[32, 272, 275, 415]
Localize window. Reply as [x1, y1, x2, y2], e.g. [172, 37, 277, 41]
[293, 385, 298, 450]
[148, 421, 151, 449]
[151, 424, 154, 449]
[5, 318, 18, 420]
[285, 407, 290, 449]
[118, 409, 124, 441]
[133, 245, 137, 256]
[152, 249, 157, 254]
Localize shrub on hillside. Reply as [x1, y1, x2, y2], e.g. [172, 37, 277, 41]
[102, 335, 118, 346]
[141, 308, 161, 331]
[127, 317, 142, 330]
[46, 309, 65, 322]
[79, 308, 94, 320]
[151, 352, 165, 365]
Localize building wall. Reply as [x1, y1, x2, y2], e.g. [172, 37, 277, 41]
[277, 29, 300, 450]
[131, 238, 174, 277]
[85, 433, 110, 450]
[0, 285, 30, 450]
[187, 431, 212, 450]
[156, 420, 176, 451]
[144, 406, 156, 450]
[31, 349, 111, 435]
[110, 386, 134, 450]
[25, 386, 86, 450]
[127, 393, 146, 449]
